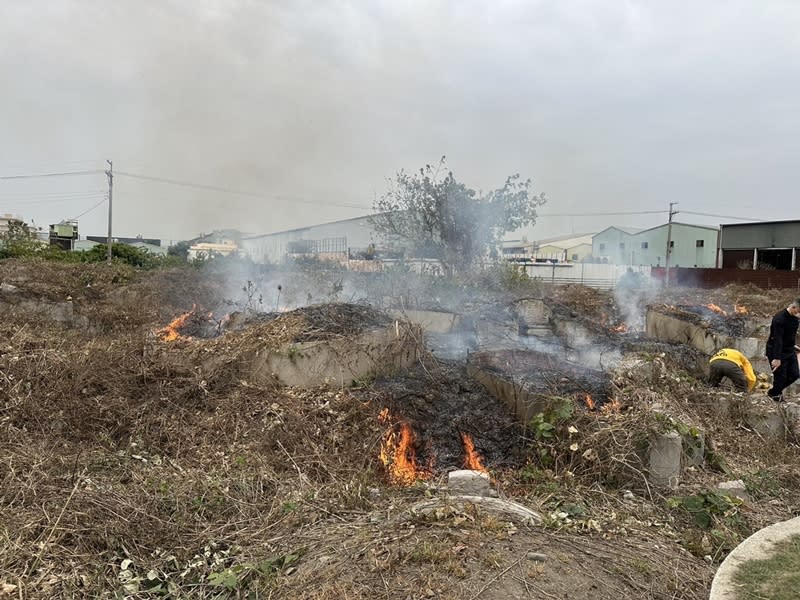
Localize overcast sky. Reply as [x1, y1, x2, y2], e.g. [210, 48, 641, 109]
[2, 1, 799, 243]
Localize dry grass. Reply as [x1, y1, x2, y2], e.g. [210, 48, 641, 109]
[1, 261, 799, 598]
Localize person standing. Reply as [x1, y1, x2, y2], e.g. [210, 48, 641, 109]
[766, 299, 800, 401]
[709, 348, 756, 392]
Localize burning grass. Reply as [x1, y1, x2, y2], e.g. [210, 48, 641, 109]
[4, 261, 800, 598]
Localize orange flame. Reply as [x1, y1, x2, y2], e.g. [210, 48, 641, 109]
[583, 393, 596, 411]
[602, 397, 621, 413]
[460, 432, 487, 473]
[156, 305, 196, 341]
[734, 303, 748, 315]
[705, 303, 728, 316]
[612, 323, 628, 333]
[379, 419, 429, 485]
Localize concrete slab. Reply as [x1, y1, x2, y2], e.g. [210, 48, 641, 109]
[466, 363, 552, 426]
[645, 310, 765, 360]
[474, 320, 524, 352]
[388, 309, 459, 334]
[247, 323, 420, 388]
[448, 469, 492, 497]
[512, 299, 552, 328]
[406, 496, 542, 526]
[710, 516, 800, 599]
[648, 431, 682, 489]
[745, 405, 786, 439]
[550, 318, 594, 350]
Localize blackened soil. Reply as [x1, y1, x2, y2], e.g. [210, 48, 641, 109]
[366, 365, 525, 473]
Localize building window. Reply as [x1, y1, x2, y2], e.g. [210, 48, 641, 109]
[641, 242, 648, 249]
[696, 239, 704, 247]
[571, 254, 578, 261]
[619, 243, 625, 250]
[599, 243, 605, 251]
[669, 241, 675, 248]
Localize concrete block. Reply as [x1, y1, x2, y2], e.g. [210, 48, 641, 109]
[466, 363, 552, 427]
[712, 395, 733, 416]
[448, 469, 491, 497]
[550, 319, 593, 349]
[717, 480, 751, 503]
[388, 309, 459, 334]
[731, 337, 765, 358]
[782, 402, 800, 421]
[514, 299, 551, 327]
[648, 431, 682, 489]
[244, 325, 420, 388]
[778, 402, 800, 433]
[745, 406, 785, 439]
[645, 309, 764, 362]
[646, 310, 718, 355]
[475, 321, 523, 351]
[612, 355, 664, 384]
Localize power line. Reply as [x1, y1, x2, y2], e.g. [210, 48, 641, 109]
[0, 166, 770, 224]
[0, 188, 107, 198]
[69, 197, 108, 221]
[680, 210, 762, 221]
[0, 159, 102, 169]
[0, 195, 108, 206]
[0, 170, 104, 180]
[115, 171, 374, 210]
[537, 210, 668, 217]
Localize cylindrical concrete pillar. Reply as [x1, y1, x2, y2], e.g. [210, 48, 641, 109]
[648, 431, 682, 489]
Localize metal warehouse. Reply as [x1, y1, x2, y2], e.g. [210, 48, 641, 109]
[719, 219, 800, 270]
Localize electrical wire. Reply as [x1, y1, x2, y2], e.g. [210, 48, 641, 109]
[679, 210, 762, 222]
[0, 167, 768, 224]
[537, 209, 668, 218]
[114, 171, 374, 210]
[0, 196, 108, 207]
[0, 188, 107, 198]
[0, 170, 104, 180]
[69, 197, 107, 220]
[0, 159, 102, 170]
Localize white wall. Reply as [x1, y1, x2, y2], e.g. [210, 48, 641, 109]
[242, 217, 380, 263]
[523, 262, 652, 289]
[592, 228, 631, 264]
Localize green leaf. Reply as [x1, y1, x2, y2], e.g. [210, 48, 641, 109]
[208, 569, 239, 589]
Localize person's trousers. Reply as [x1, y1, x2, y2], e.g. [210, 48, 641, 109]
[768, 354, 800, 400]
[709, 359, 747, 391]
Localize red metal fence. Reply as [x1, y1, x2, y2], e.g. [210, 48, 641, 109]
[651, 267, 800, 289]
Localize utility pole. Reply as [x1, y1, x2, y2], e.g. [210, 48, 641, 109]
[105, 160, 113, 263]
[664, 201, 678, 287]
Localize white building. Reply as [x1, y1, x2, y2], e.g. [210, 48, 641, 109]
[502, 233, 595, 263]
[593, 223, 718, 267]
[188, 241, 239, 261]
[241, 215, 380, 264]
[591, 227, 642, 264]
[0, 213, 33, 237]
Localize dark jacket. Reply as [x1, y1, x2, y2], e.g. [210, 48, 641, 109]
[766, 309, 799, 360]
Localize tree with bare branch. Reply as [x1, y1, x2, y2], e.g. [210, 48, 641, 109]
[370, 158, 545, 275]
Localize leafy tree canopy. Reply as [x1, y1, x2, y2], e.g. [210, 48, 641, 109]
[370, 158, 545, 273]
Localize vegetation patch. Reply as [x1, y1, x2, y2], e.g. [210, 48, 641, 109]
[732, 534, 800, 600]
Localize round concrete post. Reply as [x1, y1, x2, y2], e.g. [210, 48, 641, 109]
[648, 431, 682, 490]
